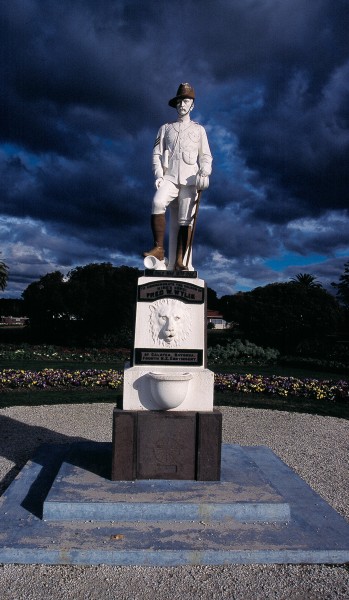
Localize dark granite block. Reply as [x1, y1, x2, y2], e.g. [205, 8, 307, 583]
[111, 409, 222, 481]
[196, 411, 222, 481]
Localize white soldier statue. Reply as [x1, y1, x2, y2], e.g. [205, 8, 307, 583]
[143, 83, 212, 271]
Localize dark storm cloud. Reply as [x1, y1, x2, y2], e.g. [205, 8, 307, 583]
[196, 206, 277, 261]
[1, 0, 349, 297]
[231, 3, 349, 218]
[283, 212, 349, 256]
[1, 1, 175, 158]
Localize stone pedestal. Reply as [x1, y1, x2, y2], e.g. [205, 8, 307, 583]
[112, 270, 221, 482]
[111, 409, 222, 481]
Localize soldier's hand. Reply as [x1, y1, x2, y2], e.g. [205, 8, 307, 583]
[199, 168, 210, 177]
[155, 177, 164, 189]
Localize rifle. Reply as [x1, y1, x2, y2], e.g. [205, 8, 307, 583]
[185, 189, 202, 269]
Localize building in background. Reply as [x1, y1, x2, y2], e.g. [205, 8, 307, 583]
[207, 310, 228, 330]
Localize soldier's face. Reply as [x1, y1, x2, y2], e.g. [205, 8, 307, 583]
[176, 98, 194, 116]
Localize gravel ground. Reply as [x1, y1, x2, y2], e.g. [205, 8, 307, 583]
[0, 403, 348, 599]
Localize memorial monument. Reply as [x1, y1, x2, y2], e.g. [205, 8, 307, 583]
[2, 84, 349, 567]
[112, 83, 222, 481]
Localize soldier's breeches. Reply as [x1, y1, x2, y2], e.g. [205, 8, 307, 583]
[152, 181, 196, 226]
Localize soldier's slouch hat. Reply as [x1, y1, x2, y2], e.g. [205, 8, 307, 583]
[169, 83, 195, 108]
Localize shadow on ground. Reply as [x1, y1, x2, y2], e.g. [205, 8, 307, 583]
[0, 414, 90, 495]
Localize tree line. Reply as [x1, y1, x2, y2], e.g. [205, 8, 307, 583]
[217, 274, 346, 354]
[1, 261, 349, 355]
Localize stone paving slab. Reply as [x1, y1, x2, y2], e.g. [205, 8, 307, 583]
[0, 442, 349, 565]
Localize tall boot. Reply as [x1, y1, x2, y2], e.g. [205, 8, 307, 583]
[143, 214, 166, 260]
[174, 225, 191, 270]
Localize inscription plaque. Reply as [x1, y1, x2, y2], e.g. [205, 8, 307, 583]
[138, 280, 204, 304]
[134, 348, 203, 366]
[144, 270, 197, 279]
[137, 412, 196, 479]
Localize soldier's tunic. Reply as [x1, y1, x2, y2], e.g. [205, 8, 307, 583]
[151, 120, 212, 225]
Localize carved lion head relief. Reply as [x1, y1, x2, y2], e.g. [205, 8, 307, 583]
[149, 298, 191, 346]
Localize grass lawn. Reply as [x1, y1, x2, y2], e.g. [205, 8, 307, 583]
[215, 391, 349, 419]
[1, 387, 348, 419]
[0, 388, 120, 409]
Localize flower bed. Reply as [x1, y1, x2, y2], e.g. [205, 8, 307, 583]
[0, 368, 348, 402]
[0, 368, 123, 390]
[214, 373, 349, 403]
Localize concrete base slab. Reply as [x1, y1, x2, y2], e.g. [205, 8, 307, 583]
[43, 443, 289, 522]
[0, 443, 349, 565]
